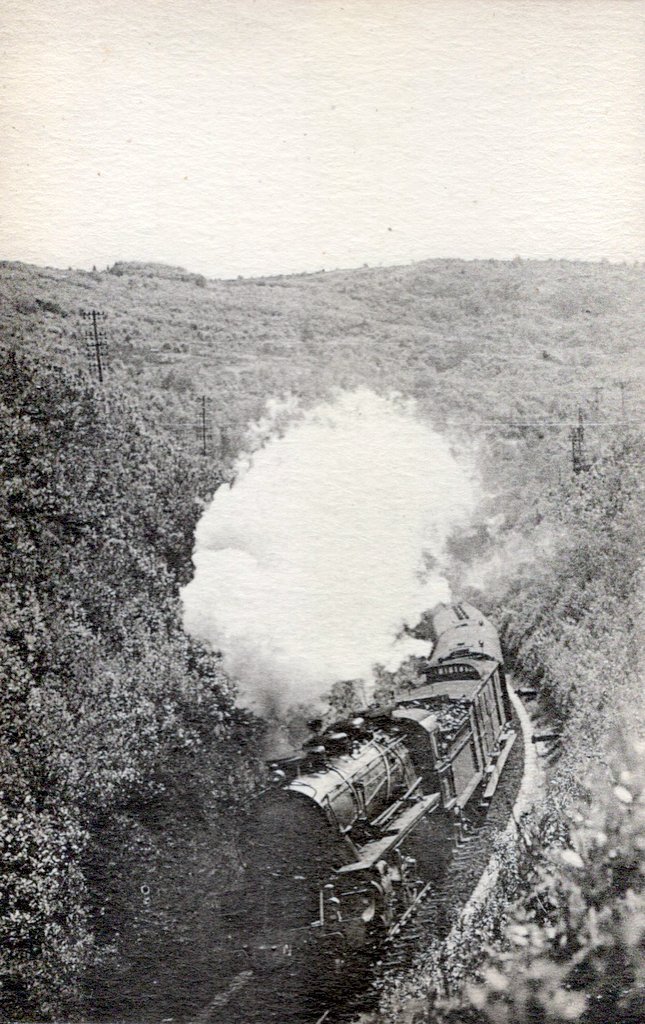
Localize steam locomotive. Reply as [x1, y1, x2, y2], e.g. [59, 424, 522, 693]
[224, 602, 516, 973]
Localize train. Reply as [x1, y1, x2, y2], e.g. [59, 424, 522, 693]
[221, 602, 516, 974]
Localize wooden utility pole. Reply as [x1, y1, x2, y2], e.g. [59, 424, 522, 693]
[196, 396, 216, 456]
[616, 380, 628, 420]
[570, 407, 590, 474]
[201, 395, 208, 456]
[591, 385, 603, 416]
[81, 310, 108, 381]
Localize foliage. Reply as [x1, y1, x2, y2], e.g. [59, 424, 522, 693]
[1, 255, 642, 1017]
[1, 258, 642, 497]
[497, 433, 643, 789]
[456, 754, 644, 1024]
[0, 343, 262, 1017]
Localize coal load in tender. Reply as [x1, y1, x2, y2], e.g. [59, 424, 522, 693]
[429, 696, 472, 747]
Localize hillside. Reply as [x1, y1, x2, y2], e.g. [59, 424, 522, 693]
[0, 256, 643, 1021]
[2, 257, 643, 488]
[0, 346, 267, 1017]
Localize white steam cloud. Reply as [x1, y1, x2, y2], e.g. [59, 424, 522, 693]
[463, 515, 564, 597]
[181, 390, 476, 712]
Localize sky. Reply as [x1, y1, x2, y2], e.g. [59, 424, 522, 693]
[1, 0, 643, 278]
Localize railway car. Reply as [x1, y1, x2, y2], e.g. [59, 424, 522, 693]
[223, 602, 516, 974]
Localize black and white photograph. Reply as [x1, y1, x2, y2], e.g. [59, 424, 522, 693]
[1, 2, 643, 1023]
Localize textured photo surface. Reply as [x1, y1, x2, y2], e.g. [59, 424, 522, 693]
[1, 3, 642, 1023]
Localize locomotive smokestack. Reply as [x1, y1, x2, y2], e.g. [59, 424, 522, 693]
[181, 389, 476, 714]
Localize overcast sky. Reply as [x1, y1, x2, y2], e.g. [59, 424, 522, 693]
[1, 0, 642, 278]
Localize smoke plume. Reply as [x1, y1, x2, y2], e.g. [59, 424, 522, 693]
[462, 516, 564, 598]
[181, 390, 476, 713]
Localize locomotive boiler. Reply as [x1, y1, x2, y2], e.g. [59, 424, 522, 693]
[223, 602, 516, 971]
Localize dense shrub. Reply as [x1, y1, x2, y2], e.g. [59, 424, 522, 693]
[454, 754, 644, 1024]
[499, 433, 643, 786]
[0, 344, 261, 1017]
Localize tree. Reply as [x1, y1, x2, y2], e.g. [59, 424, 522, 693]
[0, 345, 262, 1017]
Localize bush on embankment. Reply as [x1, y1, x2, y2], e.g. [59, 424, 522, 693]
[455, 751, 644, 1024]
[499, 433, 642, 778]
[0, 345, 262, 1018]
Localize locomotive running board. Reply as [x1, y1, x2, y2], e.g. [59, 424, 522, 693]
[337, 793, 441, 876]
[480, 728, 517, 806]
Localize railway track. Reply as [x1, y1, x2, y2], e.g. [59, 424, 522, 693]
[195, 692, 530, 1024]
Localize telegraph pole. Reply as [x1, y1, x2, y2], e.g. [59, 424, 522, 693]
[570, 407, 590, 474]
[81, 310, 108, 382]
[591, 386, 603, 417]
[196, 396, 215, 456]
[201, 395, 208, 456]
[616, 380, 628, 420]
[91, 311, 103, 383]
